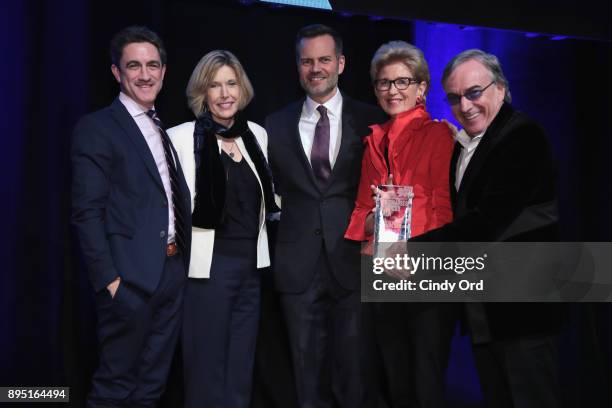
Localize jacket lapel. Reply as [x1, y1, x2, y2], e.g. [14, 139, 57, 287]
[327, 101, 355, 185]
[326, 95, 366, 190]
[455, 103, 514, 202]
[450, 143, 461, 211]
[367, 123, 390, 180]
[110, 99, 165, 193]
[290, 99, 321, 191]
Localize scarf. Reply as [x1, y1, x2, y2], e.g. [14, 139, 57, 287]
[191, 111, 279, 229]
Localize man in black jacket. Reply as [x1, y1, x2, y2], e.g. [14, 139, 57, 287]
[265, 24, 385, 407]
[71, 26, 191, 407]
[413, 49, 562, 408]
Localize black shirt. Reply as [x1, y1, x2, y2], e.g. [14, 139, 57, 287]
[215, 151, 262, 239]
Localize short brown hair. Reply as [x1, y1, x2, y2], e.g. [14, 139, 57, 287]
[295, 24, 343, 62]
[110, 25, 166, 66]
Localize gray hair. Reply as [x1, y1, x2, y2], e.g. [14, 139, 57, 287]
[370, 41, 430, 96]
[442, 49, 512, 103]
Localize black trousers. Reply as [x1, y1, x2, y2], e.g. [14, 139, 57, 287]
[280, 248, 376, 408]
[374, 302, 459, 408]
[251, 265, 299, 408]
[88, 254, 185, 408]
[182, 238, 260, 408]
[472, 334, 560, 408]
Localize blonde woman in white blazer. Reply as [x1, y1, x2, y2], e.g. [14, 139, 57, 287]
[167, 50, 278, 408]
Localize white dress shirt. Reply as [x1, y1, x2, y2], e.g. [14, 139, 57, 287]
[454, 128, 484, 191]
[118, 92, 175, 243]
[298, 88, 343, 168]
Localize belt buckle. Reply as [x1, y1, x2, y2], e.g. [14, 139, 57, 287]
[166, 243, 178, 257]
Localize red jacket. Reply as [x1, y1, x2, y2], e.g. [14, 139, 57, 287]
[345, 105, 454, 242]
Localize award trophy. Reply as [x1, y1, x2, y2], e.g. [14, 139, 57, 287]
[372, 184, 414, 259]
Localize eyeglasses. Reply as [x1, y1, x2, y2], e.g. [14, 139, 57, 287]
[374, 77, 420, 91]
[445, 81, 496, 105]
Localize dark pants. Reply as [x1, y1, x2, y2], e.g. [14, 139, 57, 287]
[280, 248, 375, 408]
[88, 254, 186, 408]
[182, 238, 260, 408]
[251, 266, 299, 408]
[472, 334, 560, 408]
[374, 302, 459, 408]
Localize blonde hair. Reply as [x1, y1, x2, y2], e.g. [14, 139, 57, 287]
[370, 41, 430, 96]
[186, 50, 254, 117]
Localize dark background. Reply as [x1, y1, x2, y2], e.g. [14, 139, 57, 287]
[3, 0, 612, 406]
[331, 0, 612, 42]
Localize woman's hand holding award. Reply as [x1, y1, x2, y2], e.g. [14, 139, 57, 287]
[371, 174, 414, 279]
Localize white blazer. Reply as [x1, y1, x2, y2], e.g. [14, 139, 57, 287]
[167, 120, 271, 278]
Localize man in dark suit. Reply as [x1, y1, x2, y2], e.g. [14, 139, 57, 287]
[265, 24, 385, 407]
[71, 26, 191, 408]
[412, 49, 563, 407]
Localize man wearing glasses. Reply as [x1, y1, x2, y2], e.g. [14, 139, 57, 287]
[412, 49, 563, 407]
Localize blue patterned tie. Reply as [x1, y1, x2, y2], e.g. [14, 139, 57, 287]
[146, 110, 186, 252]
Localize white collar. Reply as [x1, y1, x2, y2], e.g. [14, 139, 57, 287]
[303, 88, 342, 119]
[119, 92, 153, 118]
[455, 128, 484, 150]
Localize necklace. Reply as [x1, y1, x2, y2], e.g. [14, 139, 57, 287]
[224, 142, 236, 158]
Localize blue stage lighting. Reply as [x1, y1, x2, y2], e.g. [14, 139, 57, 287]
[259, 0, 332, 10]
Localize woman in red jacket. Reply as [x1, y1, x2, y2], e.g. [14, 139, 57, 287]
[345, 41, 453, 242]
[345, 41, 458, 407]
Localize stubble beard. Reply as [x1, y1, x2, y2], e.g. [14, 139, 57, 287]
[301, 74, 338, 102]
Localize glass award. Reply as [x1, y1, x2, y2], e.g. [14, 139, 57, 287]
[373, 184, 414, 258]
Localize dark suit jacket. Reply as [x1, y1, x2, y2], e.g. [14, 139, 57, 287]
[265, 94, 386, 293]
[71, 98, 192, 295]
[412, 102, 564, 340]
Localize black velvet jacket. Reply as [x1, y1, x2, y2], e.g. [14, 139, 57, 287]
[411, 102, 564, 341]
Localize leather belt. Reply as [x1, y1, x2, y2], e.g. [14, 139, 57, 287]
[166, 243, 179, 257]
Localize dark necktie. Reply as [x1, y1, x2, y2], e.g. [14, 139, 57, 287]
[146, 109, 186, 252]
[311, 105, 332, 186]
